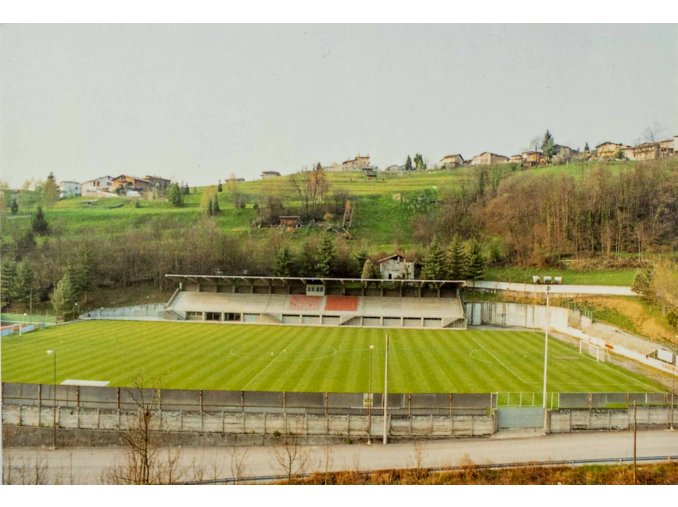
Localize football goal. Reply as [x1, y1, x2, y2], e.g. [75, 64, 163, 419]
[579, 340, 611, 363]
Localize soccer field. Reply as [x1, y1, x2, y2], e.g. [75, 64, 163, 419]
[0, 320, 663, 394]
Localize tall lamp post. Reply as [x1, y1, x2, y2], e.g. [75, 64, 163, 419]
[368, 345, 374, 445]
[46, 349, 57, 449]
[542, 285, 550, 413]
[383, 334, 389, 445]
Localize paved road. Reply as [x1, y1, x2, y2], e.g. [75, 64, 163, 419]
[4, 430, 678, 484]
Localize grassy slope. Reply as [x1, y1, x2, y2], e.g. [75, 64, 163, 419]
[1, 321, 662, 393]
[2, 160, 658, 283]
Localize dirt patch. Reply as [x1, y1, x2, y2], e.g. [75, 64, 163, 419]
[582, 297, 675, 345]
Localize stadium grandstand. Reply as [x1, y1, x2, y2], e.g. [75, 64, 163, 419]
[164, 275, 467, 329]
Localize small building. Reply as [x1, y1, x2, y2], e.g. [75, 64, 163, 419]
[58, 181, 81, 198]
[595, 142, 624, 160]
[81, 175, 113, 194]
[552, 145, 578, 163]
[659, 138, 676, 157]
[521, 151, 542, 168]
[633, 142, 661, 161]
[279, 215, 301, 228]
[363, 168, 378, 180]
[143, 175, 172, 191]
[261, 171, 281, 179]
[440, 154, 465, 168]
[377, 253, 416, 280]
[509, 154, 524, 165]
[341, 155, 371, 171]
[470, 152, 509, 166]
[110, 175, 152, 193]
[384, 164, 403, 172]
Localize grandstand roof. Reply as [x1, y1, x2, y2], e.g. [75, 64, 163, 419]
[165, 274, 465, 289]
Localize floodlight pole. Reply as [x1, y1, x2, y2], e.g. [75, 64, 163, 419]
[383, 334, 389, 445]
[368, 345, 374, 445]
[46, 350, 57, 450]
[542, 285, 550, 411]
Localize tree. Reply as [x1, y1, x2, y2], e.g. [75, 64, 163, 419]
[466, 239, 486, 281]
[270, 434, 311, 484]
[10, 197, 18, 215]
[201, 188, 220, 216]
[541, 130, 556, 160]
[217, 180, 223, 192]
[71, 244, 94, 303]
[13, 263, 34, 304]
[31, 206, 49, 236]
[354, 248, 368, 277]
[1, 259, 17, 307]
[108, 380, 186, 485]
[447, 235, 467, 280]
[421, 237, 447, 280]
[168, 183, 184, 207]
[315, 234, 336, 278]
[51, 270, 77, 321]
[44, 172, 59, 203]
[405, 155, 413, 172]
[274, 247, 293, 277]
[289, 163, 328, 224]
[361, 258, 377, 279]
[414, 153, 427, 171]
[584, 142, 590, 152]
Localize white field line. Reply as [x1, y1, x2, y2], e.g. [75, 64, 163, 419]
[470, 336, 530, 385]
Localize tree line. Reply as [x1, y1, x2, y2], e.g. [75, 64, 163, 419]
[414, 159, 677, 266]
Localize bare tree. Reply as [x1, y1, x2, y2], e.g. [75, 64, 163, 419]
[270, 434, 311, 484]
[107, 379, 188, 485]
[410, 440, 428, 484]
[230, 445, 249, 484]
[2, 450, 48, 485]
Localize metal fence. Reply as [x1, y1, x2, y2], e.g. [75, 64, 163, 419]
[1, 383, 493, 416]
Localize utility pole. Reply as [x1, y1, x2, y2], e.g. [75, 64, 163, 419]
[542, 286, 550, 409]
[383, 334, 389, 445]
[633, 401, 637, 485]
[368, 345, 373, 445]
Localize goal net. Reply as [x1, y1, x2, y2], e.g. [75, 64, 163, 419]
[579, 341, 611, 363]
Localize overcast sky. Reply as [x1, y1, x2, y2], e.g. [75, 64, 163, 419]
[1, 24, 676, 187]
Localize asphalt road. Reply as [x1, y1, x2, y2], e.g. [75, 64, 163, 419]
[3, 429, 678, 484]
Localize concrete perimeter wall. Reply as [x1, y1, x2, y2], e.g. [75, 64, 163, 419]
[470, 281, 637, 297]
[549, 406, 677, 433]
[81, 304, 167, 321]
[1, 405, 495, 442]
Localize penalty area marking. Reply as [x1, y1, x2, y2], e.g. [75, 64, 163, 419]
[470, 336, 530, 384]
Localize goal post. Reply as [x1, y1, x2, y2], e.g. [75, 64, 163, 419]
[579, 340, 611, 363]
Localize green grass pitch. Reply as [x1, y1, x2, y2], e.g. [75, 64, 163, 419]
[1, 320, 664, 394]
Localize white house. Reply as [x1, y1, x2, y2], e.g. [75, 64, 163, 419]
[377, 253, 416, 280]
[81, 175, 113, 195]
[58, 181, 81, 198]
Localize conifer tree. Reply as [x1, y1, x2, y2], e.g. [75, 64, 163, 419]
[466, 239, 486, 281]
[274, 247, 293, 277]
[447, 235, 467, 280]
[354, 249, 368, 277]
[31, 206, 49, 235]
[1, 260, 17, 307]
[422, 237, 448, 280]
[405, 155, 413, 172]
[51, 270, 78, 321]
[13, 263, 35, 304]
[10, 197, 18, 215]
[315, 234, 336, 278]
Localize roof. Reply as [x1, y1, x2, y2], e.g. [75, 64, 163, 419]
[595, 141, 621, 148]
[376, 253, 413, 264]
[440, 154, 464, 161]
